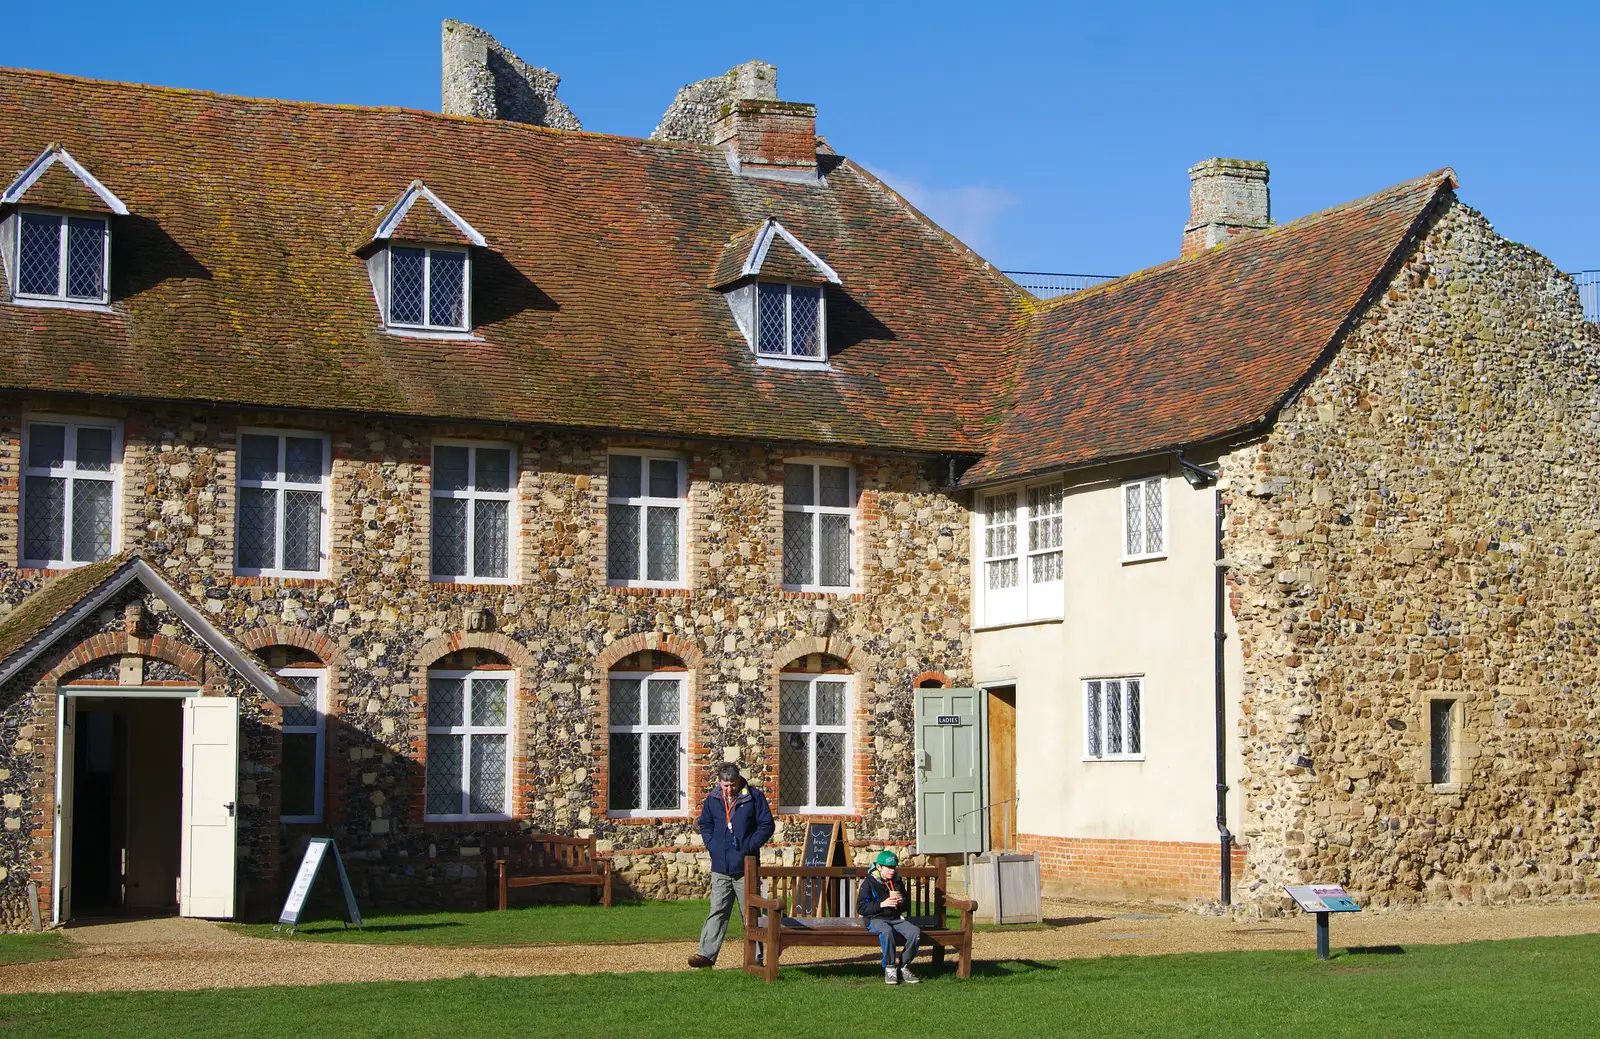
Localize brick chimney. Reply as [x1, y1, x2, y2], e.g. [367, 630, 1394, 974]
[712, 99, 819, 182]
[1181, 158, 1269, 257]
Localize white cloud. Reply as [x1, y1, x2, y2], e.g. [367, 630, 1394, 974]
[866, 168, 1018, 257]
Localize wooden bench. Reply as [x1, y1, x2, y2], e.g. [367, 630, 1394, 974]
[740, 854, 975, 982]
[488, 834, 613, 910]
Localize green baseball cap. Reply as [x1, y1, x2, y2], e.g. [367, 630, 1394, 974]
[876, 850, 899, 867]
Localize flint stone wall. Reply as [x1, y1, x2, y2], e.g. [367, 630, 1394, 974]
[651, 61, 778, 145]
[1223, 195, 1600, 912]
[440, 20, 580, 130]
[0, 399, 971, 914]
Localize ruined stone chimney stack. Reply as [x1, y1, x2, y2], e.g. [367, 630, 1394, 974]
[712, 99, 819, 181]
[651, 60, 779, 145]
[1181, 158, 1270, 257]
[440, 20, 581, 130]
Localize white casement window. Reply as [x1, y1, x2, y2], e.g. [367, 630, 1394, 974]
[778, 675, 851, 812]
[425, 670, 512, 820]
[19, 418, 120, 569]
[431, 442, 515, 583]
[278, 667, 326, 823]
[978, 481, 1064, 627]
[1123, 476, 1166, 561]
[606, 452, 686, 587]
[607, 671, 687, 817]
[783, 462, 853, 591]
[756, 283, 826, 360]
[14, 211, 109, 304]
[1085, 676, 1144, 761]
[387, 245, 469, 331]
[235, 430, 330, 577]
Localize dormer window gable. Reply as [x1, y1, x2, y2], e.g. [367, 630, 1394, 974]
[711, 218, 840, 366]
[0, 145, 128, 308]
[362, 180, 486, 336]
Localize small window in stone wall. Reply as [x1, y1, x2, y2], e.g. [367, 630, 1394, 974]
[607, 452, 686, 587]
[777, 655, 852, 813]
[1430, 699, 1455, 786]
[426, 666, 513, 820]
[607, 655, 688, 818]
[278, 666, 326, 823]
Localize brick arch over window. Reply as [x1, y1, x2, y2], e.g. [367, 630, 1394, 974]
[412, 632, 536, 671]
[768, 636, 876, 820]
[913, 671, 953, 689]
[595, 632, 706, 673]
[238, 625, 345, 666]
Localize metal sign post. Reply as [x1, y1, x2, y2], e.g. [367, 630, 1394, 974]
[1284, 884, 1360, 960]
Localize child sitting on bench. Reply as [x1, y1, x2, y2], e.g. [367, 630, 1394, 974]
[856, 850, 921, 985]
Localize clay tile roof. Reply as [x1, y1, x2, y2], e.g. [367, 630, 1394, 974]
[0, 554, 126, 667]
[962, 169, 1456, 488]
[367, 180, 486, 249]
[1, 143, 129, 215]
[0, 69, 1026, 457]
[709, 217, 840, 290]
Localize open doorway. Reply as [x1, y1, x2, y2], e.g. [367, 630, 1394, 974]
[985, 686, 1016, 851]
[67, 697, 183, 918]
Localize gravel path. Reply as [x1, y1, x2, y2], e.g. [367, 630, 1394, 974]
[6, 899, 1600, 994]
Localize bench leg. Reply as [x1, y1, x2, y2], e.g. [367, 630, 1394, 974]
[932, 940, 946, 970]
[765, 914, 781, 982]
[497, 863, 509, 912]
[959, 932, 972, 980]
[603, 870, 613, 908]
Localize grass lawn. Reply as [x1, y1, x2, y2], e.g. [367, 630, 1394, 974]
[3, 935, 1599, 1038]
[226, 899, 739, 947]
[0, 932, 68, 966]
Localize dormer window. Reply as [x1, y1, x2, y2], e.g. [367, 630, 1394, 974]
[16, 212, 108, 303]
[711, 218, 840, 366]
[757, 283, 824, 359]
[361, 180, 485, 336]
[2, 145, 127, 308]
[388, 245, 468, 330]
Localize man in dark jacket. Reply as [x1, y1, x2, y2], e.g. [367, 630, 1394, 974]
[857, 850, 922, 984]
[688, 763, 775, 968]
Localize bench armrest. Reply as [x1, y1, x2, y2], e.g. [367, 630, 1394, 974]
[747, 893, 783, 911]
[945, 896, 977, 912]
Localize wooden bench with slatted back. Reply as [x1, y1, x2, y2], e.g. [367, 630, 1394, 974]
[488, 834, 613, 910]
[740, 855, 975, 982]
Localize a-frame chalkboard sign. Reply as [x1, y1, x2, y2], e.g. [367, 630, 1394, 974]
[274, 838, 363, 935]
[798, 821, 851, 915]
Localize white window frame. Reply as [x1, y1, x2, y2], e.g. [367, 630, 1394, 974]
[605, 450, 688, 589]
[278, 666, 326, 824]
[18, 415, 123, 569]
[1083, 676, 1144, 762]
[1122, 475, 1167, 562]
[782, 460, 855, 593]
[233, 428, 332, 579]
[424, 668, 514, 822]
[778, 673, 852, 814]
[755, 282, 827, 362]
[12, 208, 110, 305]
[429, 439, 518, 585]
[976, 480, 1064, 628]
[606, 670, 689, 819]
[385, 244, 471, 332]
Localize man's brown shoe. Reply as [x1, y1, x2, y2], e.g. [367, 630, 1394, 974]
[688, 954, 715, 968]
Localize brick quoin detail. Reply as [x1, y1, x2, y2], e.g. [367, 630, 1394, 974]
[1018, 833, 1249, 902]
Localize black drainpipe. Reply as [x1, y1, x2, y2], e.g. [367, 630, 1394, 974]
[1180, 453, 1231, 906]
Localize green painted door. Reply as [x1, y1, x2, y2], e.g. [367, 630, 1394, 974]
[914, 688, 984, 856]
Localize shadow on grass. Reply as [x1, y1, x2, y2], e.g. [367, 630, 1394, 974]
[1343, 945, 1406, 956]
[352, 923, 467, 935]
[787, 959, 1063, 983]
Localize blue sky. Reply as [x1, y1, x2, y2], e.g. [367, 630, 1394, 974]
[4, 2, 1595, 275]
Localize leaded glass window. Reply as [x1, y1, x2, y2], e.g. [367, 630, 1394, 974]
[606, 453, 685, 587]
[1430, 700, 1455, 786]
[1085, 677, 1143, 760]
[387, 245, 469, 331]
[278, 668, 325, 822]
[607, 672, 686, 816]
[782, 462, 853, 590]
[777, 674, 850, 812]
[235, 431, 328, 576]
[431, 442, 515, 582]
[425, 670, 512, 819]
[20, 419, 119, 567]
[979, 481, 1063, 626]
[1124, 476, 1166, 559]
[14, 212, 108, 303]
[754, 283, 826, 360]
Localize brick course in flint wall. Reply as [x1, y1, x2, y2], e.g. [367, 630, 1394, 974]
[1221, 199, 1600, 913]
[1019, 833, 1249, 902]
[0, 401, 972, 915]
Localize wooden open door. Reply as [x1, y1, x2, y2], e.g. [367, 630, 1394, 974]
[52, 696, 76, 925]
[986, 686, 1017, 851]
[180, 696, 238, 919]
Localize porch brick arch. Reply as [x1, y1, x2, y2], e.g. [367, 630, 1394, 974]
[238, 624, 345, 666]
[595, 631, 706, 673]
[47, 632, 211, 688]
